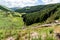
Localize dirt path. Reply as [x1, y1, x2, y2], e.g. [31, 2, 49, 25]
[22, 20, 60, 30]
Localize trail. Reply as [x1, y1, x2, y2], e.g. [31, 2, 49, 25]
[22, 20, 60, 30]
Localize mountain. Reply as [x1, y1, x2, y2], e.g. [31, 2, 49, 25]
[0, 5, 13, 12]
[22, 3, 60, 25]
[11, 7, 21, 11]
[15, 5, 45, 13]
[15, 4, 58, 13]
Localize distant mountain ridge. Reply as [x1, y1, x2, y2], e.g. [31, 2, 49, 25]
[0, 5, 14, 12]
[14, 3, 60, 13]
[11, 7, 21, 11]
[15, 5, 45, 13]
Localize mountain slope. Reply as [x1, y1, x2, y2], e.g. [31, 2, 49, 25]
[22, 3, 60, 25]
[0, 5, 13, 12]
[15, 5, 45, 13]
[0, 5, 24, 28]
[15, 4, 58, 13]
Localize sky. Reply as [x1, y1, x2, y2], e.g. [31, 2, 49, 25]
[0, 0, 60, 8]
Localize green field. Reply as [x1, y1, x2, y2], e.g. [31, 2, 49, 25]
[0, 11, 24, 29]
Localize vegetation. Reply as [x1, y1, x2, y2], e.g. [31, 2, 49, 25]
[22, 4, 60, 25]
[15, 5, 45, 13]
[0, 5, 13, 12]
[0, 7, 24, 29]
[0, 3, 60, 40]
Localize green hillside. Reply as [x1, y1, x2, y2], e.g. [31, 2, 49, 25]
[0, 5, 24, 29]
[0, 5, 13, 12]
[22, 4, 60, 25]
[15, 4, 58, 13]
[15, 5, 45, 13]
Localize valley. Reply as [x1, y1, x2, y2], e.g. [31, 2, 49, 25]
[0, 3, 60, 40]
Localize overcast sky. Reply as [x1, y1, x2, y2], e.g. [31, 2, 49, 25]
[0, 0, 60, 8]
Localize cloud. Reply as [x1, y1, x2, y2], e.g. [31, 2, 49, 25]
[0, 0, 60, 8]
[0, 0, 38, 8]
[42, 0, 60, 4]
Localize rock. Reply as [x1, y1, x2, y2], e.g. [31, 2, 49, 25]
[55, 20, 59, 23]
[30, 32, 39, 39]
[41, 33, 46, 40]
[56, 33, 60, 38]
[41, 24, 52, 27]
[6, 36, 15, 40]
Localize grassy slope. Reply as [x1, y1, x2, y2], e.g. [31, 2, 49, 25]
[1, 23, 60, 40]
[0, 10, 59, 40]
[0, 5, 13, 12]
[0, 10, 24, 40]
[0, 10, 58, 40]
[0, 5, 25, 40]
[0, 11, 24, 29]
